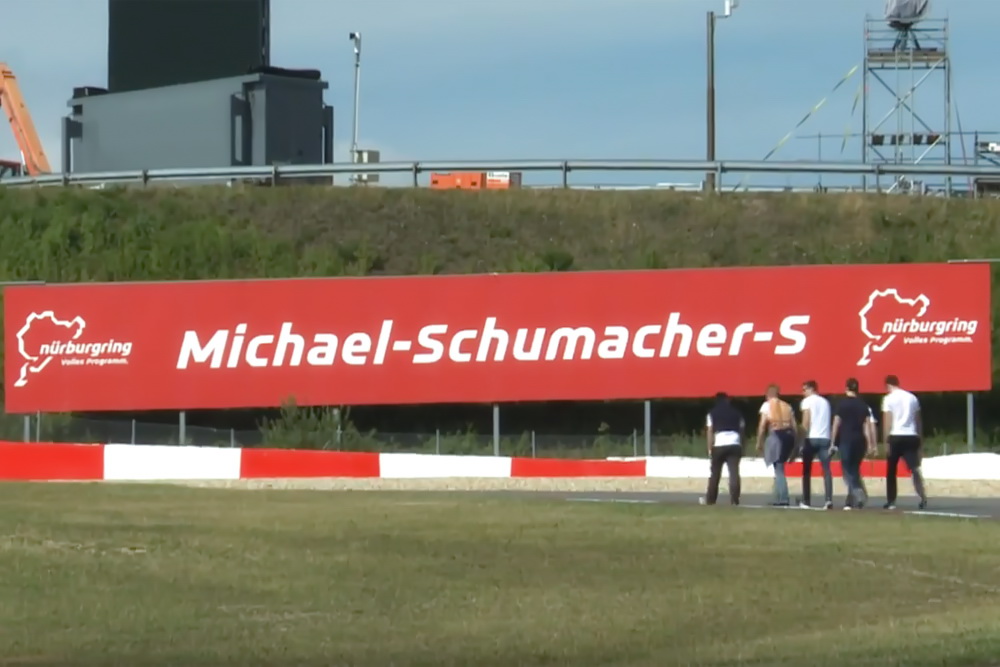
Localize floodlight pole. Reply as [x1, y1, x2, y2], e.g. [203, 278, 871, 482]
[349, 31, 363, 184]
[706, 0, 739, 193]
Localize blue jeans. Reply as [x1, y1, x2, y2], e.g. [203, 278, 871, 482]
[773, 462, 790, 503]
[770, 429, 796, 504]
[839, 439, 867, 507]
[801, 438, 833, 505]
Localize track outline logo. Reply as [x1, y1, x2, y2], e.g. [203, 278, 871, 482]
[12, 311, 132, 388]
[856, 288, 978, 366]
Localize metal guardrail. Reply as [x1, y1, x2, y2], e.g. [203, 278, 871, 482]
[1, 159, 998, 189]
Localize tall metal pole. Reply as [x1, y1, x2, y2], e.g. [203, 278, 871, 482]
[861, 16, 869, 193]
[818, 131, 823, 189]
[705, 1, 740, 191]
[944, 18, 953, 196]
[705, 11, 716, 193]
[349, 32, 362, 175]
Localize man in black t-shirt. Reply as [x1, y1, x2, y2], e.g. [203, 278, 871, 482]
[704, 392, 745, 505]
[830, 377, 877, 510]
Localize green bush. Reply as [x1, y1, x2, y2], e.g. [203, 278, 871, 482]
[1, 185, 999, 443]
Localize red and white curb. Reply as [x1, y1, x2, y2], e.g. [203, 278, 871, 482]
[1, 441, 1000, 482]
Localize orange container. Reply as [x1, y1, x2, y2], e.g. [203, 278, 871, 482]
[429, 172, 484, 189]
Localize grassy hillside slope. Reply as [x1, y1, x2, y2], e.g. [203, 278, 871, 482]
[0, 186, 997, 443]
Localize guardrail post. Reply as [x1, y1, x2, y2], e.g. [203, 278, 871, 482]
[531, 430, 536, 458]
[141, 169, 149, 187]
[131, 418, 136, 445]
[412, 162, 419, 188]
[179, 410, 186, 445]
[561, 161, 569, 189]
[22, 415, 29, 442]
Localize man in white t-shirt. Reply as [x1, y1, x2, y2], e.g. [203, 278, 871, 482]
[796, 380, 833, 510]
[881, 374, 928, 510]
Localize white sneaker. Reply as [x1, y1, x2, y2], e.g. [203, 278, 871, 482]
[843, 506, 853, 511]
[823, 501, 833, 510]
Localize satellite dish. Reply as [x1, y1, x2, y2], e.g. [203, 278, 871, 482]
[884, 0, 930, 30]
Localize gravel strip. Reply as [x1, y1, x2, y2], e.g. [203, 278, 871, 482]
[152, 477, 1000, 498]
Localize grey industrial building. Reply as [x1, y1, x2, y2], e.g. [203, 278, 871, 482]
[60, 0, 334, 175]
[63, 67, 333, 174]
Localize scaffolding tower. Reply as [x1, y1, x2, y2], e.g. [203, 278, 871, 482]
[862, 15, 952, 193]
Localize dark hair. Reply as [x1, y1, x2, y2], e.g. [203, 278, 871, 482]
[885, 374, 899, 387]
[715, 391, 729, 401]
[767, 383, 780, 394]
[803, 380, 818, 391]
[845, 377, 859, 393]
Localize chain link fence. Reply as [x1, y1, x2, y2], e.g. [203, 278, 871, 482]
[1, 413, 988, 459]
[1, 414, 713, 458]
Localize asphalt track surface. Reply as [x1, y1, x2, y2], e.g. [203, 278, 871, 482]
[491, 490, 1000, 520]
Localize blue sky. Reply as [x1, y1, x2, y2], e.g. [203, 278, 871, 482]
[1, 0, 998, 188]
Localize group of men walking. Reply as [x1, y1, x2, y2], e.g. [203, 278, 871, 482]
[704, 374, 929, 511]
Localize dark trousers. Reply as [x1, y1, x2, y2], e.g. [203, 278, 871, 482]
[887, 435, 927, 503]
[706, 445, 742, 505]
[800, 438, 833, 505]
[839, 439, 867, 507]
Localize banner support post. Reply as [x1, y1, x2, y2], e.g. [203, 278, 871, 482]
[22, 415, 29, 442]
[947, 258, 996, 454]
[179, 411, 187, 446]
[967, 393, 975, 452]
[643, 400, 652, 457]
[492, 404, 500, 456]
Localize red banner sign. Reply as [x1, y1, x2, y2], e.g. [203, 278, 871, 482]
[2, 263, 992, 413]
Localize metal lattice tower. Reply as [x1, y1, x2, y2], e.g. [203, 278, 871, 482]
[862, 15, 952, 193]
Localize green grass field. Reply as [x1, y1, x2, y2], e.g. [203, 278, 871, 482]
[2, 484, 1000, 666]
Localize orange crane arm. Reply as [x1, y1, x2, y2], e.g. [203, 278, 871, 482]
[0, 62, 51, 176]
